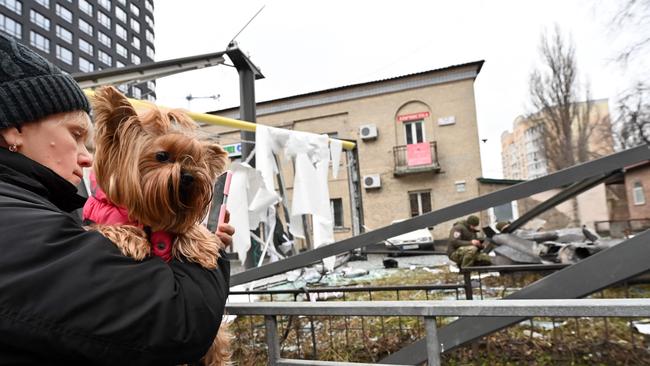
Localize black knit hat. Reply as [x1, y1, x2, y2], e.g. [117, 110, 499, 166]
[0, 33, 90, 129]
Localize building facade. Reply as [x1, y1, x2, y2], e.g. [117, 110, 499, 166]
[501, 99, 613, 180]
[0, 0, 155, 99]
[205, 61, 485, 241]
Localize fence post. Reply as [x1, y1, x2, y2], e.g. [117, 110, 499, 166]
[265, 315, 280, 366]
[424, 316, 441, 366]
[463, 270, 473, 300]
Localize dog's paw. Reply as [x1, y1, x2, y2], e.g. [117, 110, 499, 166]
[89, 224, 151, 260]
[173, 225, 223, 269]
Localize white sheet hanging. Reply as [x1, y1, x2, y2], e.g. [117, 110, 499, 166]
[227, 162, 280, 265]
[251, 125, 339, 271]
[329, 139, 343, 179]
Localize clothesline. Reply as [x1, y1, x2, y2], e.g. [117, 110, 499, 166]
[83, 89, 356, 151]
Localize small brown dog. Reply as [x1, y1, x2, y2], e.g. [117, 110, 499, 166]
[85, 86, 231, 366]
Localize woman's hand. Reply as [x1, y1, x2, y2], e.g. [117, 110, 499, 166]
[216, 210, 234, 247]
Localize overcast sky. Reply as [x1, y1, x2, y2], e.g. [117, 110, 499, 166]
[152, 0, 648, 178]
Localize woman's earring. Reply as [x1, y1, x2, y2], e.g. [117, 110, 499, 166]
[8, 144, 17, 152]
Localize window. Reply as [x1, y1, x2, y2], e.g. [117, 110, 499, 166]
[117, 0, 125, 5]
[116, 42, 127, 58]
[78, 57, 94, 72]
[116, 24, 127, 40]
[117, 84, 128, 93]
[115, 6, 126, 22]
[79, 18, 93, 36]
[404, 120, 425, 145]
[29, 31, 49, 52]
[34, 0, 48, 8]
[98, 31, 111, 47]
[0, 14, 21, 38]
[493, 202, 516, 223]
[131, 35, 140, 49]
[79, 0, 92, 15]
[131, 53, 140, 64]
[79, 38, 93, 55]
[409, 191, 432, 217]
[144, 15, 153, 28]
[56, 25, 72, 43]
[146, 94, 155, 102]
[56, 44, 72, 64]
[145, 0, 153, 13]
[130, 18, 140, 33]
[129, 3, 139, 16]
[145, 29, 154, 43]
[30, 10, 50, 31]
[116, 60, 125, 68]
[132, 86, 141, 99]
[98, 0, 110, 11]
[145, 45, 154, 59]
[147, 80, 155, 90]
[633, 182, 646, 205]
[1, 0, 22, 15]
[56, 4, 72, 22]
[98, 50, 111, 66]
[98, 11, 111, 29]
[330, 198, 344, 228]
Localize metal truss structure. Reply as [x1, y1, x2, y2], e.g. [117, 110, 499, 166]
[233, 145, 650, 286]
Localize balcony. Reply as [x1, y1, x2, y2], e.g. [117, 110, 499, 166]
[393, 141, 441, 176]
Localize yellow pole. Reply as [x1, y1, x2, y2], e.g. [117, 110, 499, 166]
[84, 89, 356, 150]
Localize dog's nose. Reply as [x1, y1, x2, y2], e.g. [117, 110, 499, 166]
[181, 172, 194, 186]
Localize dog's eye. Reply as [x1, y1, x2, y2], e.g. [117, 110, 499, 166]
[155, 151, 170, 162]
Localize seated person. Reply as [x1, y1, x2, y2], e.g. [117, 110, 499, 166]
[447, 215, 492, 268]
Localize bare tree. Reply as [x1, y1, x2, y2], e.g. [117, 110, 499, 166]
[615, 82, 650, 149]
[528, 27, 613, 225]
[528, 27, 611, 173]
[610, 0, 650, 65]
[609, 1, 650, 149]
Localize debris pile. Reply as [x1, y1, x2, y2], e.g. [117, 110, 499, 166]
[489, 226, 622, 265]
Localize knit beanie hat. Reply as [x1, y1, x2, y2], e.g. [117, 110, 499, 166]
[467, 215, 480, 226]
[0, 33, 90, 129]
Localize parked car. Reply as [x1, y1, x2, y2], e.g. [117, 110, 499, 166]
[384, 219, 434, 251]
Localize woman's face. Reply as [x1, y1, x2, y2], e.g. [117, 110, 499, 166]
[6, 112, 93, 185]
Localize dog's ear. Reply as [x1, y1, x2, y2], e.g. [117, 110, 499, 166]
[167, 109, 197, 130]
[92, 86, 138, 137]
[205, 143, 228, 177]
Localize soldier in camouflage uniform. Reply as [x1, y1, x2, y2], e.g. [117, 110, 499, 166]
[447, 215, 492, 268]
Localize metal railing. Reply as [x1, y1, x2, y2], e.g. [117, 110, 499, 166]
[227, 298, 650, 366]
[231, 283, 466, 301]
[594, 218, 650, 237]
[460, 263, 570, 300]
[392, 141, 440, 176]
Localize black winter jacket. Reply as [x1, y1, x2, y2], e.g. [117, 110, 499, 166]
[0, 148, 230, 365]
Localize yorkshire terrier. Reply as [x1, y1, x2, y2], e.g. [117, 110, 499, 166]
[83, 86, 231, 366]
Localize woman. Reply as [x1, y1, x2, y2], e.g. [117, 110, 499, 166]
[0, 34, 233, 365]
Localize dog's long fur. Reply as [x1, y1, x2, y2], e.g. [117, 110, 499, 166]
[88, 86, 231, 365]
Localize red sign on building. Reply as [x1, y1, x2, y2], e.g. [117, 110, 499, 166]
[397, 111, 430, 122]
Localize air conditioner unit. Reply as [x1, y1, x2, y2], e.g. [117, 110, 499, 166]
[362, 174, 381, 189]
[359, 124, 378, 140]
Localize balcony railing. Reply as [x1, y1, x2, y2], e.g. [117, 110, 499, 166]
[393, 141, 441, 176]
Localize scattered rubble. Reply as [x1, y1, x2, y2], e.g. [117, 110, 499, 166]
[490, 226, 623, 265]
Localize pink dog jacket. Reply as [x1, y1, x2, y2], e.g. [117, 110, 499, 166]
[83, 173, 173, 262]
